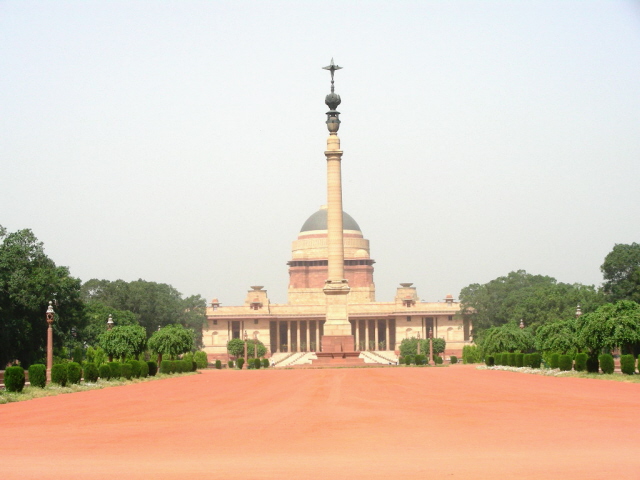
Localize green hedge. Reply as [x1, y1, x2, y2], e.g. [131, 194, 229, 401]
[485, 355, 495, 367]
[228, 360, 234, 368]
[558, 355, 572, 371]
[523, 354, 531, 368]
[4, 366, 25, 392]
[99, 364, 111, 380]
[515, 353, 524, 368]
[51, 363, 68, 386]
[108, 362, 121, 379]
[262, 358, 269, 368]
[405, 354, 415, 365]
[549, 354, 560, 369]
[415, 354, 426, 366]
[121, 363, 132, 379]
[128, 360, 142, 378]
[462, 345, 483, 364]
[139, 360, 149, 378]
[530, 353, 542, 369]
[507, 353, 516, 367]
[599, 354, 614, 374]
[147, 361, 157, 376]
[620, 354, 635, 375]
[435, 356, 443, 365]
[194, 351, 208, 369]
[254, 358, 261, 369]
[237, 358, 245, 369]
[67, 362, 82, 384]
[28, 364, 46, 388]
[215, 360, 222, 369]
[450, 355, 458, 364]
[83, 363, 99, 383]
[574, 353, 588, 372]
[586, 355, 599, 373]
[160, 360, 172, 374]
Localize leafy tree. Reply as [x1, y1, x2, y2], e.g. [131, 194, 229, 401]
[480, 323, 534, 354]
[459, 270, 603, 341]
[534, 318, 579, 354]
[577, 300, 640, 355]
[399, 337, 445, 357]
[147, 324, 195, 360]
[82, 301, 138, 347]
[227, 338, 245, 358]
[98, 325, 147, 361]
[601, 243, 640, 304]
[81, 278, 206, 344]
[245, 339, 267, 358]
[0, 226, 85, 368]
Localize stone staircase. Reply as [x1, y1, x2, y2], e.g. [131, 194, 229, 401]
[274, 352, 317, 367]
[359, 351, 398, 365]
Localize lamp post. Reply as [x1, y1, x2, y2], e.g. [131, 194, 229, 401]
[519, 319, 524, 329]
[429, 327, 434, 366]
[416, 332, 421, 355]
[243, 330, 248, 362]
[107, 314, 114, 330]
[575, 304, 582, 318]
[46, 301, 55, 382]
[254, 333, 258, 359]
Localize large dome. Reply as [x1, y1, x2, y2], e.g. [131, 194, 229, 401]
[300, 206, 361, 233]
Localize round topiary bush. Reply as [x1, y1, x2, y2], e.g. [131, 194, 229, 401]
[83, 363, 99, 383]
[237, 358, 245, 369]
[485, 355, 495, 367]
[51, 363, 68, 386]
[228, 360, 234, 369]
[147, 361, 157, 376]
[620, 354, 635, 375]
[405, 354, 415, 365]
[435, 356, 443, 365]
[28, 364, 46, 388]
[215, 359, 222, 369]
[4, 366, 25, 392]
[586, 355, 599, 373]
[109, 362, 122, 379]
[507, 353, 516, 367]
[121, 363, 132, 379]
[99, 364, 111, 380]
[574, 353, 588, 372]
[599, 353, 614, 374]
[191, 361, 197, 372]
[530, 353, 542, 369]
[194, 351, 208, 369]
[160, 360, 172, 374]
[450, 355, 458, 364]
[254, 358, 261, 369]
[558, 355, 573, 371]
[66, 362, 82, 384]
[549, 354, 560, 369]
[139, 361, 149, 378]
[128, 360, 141, 378]
[262, 358, 269, 368]
[523, 354, 531, 368]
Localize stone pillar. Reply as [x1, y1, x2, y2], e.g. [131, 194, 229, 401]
[306, 321, 310, 352]
[296, 321, 301, 352]
[46, 301, 55, 382]
[374, 320, 379, 351]
[276, 320, 281, 353]
[287, 321, 291, 353]
[385, 319, 389, 351]
[365, 320, 369, 351]
[316, 321, 320, 352]
[355, 320, 360, 351]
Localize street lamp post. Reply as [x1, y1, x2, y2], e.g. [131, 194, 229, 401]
[254, 333, 258, 359]
[46, 301, 55, 382]
[519, 319, 524, 329]
[243, 330, 248, 363]
[107, 314, 114, 330]
[416, 332, 421, 356]
[429, 327, 434, 366]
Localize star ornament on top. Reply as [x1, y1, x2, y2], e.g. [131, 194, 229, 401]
[322, 58, 342, 91]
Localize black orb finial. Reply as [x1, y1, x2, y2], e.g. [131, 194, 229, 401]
[322, 58, 342, 132]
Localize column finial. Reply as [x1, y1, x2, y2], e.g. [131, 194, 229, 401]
[322, 58, 342, 132]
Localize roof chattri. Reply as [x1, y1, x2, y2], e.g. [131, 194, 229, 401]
[300, 206, 361, 233]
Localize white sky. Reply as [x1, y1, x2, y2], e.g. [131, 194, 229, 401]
[2, 1, 639, 305]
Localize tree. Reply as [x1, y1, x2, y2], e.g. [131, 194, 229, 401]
[0, 226, 85, 367]
[81, 278, 207, 344]
[399, 337, 445, 357]
[227, 338, 245, 358]
[459, 270, 603, 341]
[480, 323, 534, 354]
[147, 324, 195, 360]
[577, 300, 640, 355]
[534, 318, 579, 354]
[82, 301, 138, 347]
[98, 324, 147, 361]
[601, 243, 640, 304]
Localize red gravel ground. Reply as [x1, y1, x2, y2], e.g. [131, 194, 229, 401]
[2, 365, 639, 480]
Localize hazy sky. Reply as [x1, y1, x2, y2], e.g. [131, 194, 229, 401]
[2, 1, 639, 306]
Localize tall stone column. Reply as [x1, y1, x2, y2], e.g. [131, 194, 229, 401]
[321, 58, 354, 353]
[46, 301, 55, 382]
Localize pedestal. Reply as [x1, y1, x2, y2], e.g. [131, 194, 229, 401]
[321, 335, 355, 353]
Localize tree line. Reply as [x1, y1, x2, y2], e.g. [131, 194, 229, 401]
[0, 226, 207, 368]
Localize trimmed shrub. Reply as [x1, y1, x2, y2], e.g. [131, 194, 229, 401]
[67, 362, 82, 384]
[599, 353, 614, 374]
[72, 346, 84, 364]
[530, 353, 542, 369]
[28, 364, 46, 388]
[414, 354, 426, 366]
[237, 358, 245, 369]
[558, 355, 572, 371]
[147, 361, 157, 376]
[160, 360, 172, 374]
[574, 353, 588, 372]
[435, 356, 443, 365]
[450, 355, 458, 364]
[51, 363, 68, 386]
[191, 361, 197, 372]
[254, 358, 261, 369]
[586, 355, 599, 373]
[549, 354, 560, 369]
[228, 360, 234, 368]
[507, 353, 516, 367]
[462, 345, 483, 364]
[99, 364, 111, 380]
[121, 363, 132, 379]
[405, 354, 415, 365]
[500, 353, 509, 366]
[215, 359, 222, 369]
[194, 351, 208, 369]
[262, 358, 269, 368]
[139, 361, 149, 378]
[128, 360, 142, 378]
[515, 353, 524, 368]
[620, 354, 635, 375]
[83, 363, 99, 383]
[108, 362, 122, 379]
[4, 366, 26, 392]
[485, 355, 495, 367]
[523, 354, 531, 368]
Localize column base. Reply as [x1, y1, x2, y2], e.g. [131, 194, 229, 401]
[321, 335, 355, 353]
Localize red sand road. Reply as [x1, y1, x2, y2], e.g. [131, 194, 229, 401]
[2, 365, 640, 480]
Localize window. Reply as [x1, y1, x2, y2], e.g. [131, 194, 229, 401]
[213, 320, 218, 326]
[448, 316, 453, 321]
[406, 316, 411, 322]
[254, 319, 259, 324]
